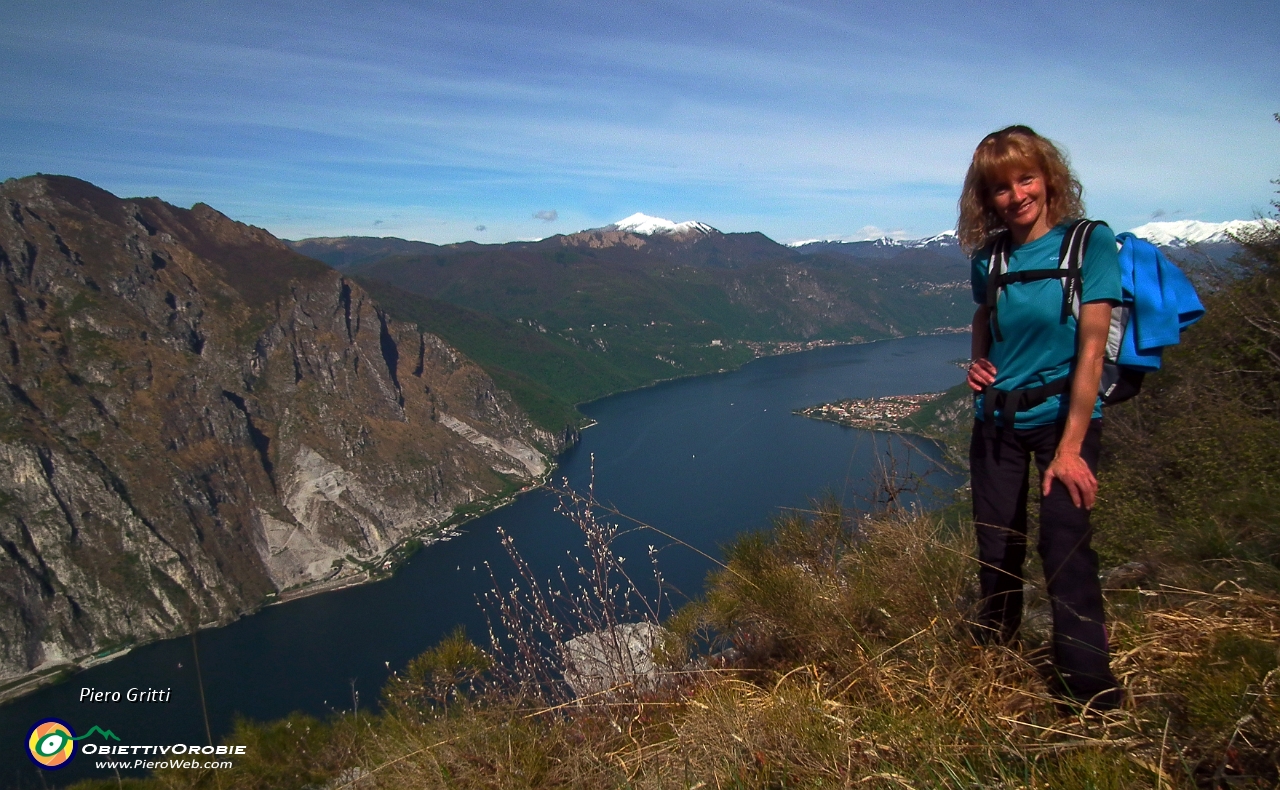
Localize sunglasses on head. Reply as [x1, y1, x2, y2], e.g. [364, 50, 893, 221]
[982, 125, 1038, 144]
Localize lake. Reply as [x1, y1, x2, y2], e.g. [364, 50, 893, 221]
[1, 332, 970, 786]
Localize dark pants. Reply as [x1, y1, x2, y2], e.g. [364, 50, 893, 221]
[969, 418, 1120, 704]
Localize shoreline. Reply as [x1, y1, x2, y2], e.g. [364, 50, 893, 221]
[0, 463, 561, 708]
[565, 328, 965, 414]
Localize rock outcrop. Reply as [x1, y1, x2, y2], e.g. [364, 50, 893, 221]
[0, 175, 555, 689]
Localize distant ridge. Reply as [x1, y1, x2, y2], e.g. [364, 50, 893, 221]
[289, 220, 1262, 258]
[904, 230, 959, 249]
[788, 230, 957, 250]
[787, 231, 966, 264]
[790, 220, 1266, 253]
[286, 235, 439, 268]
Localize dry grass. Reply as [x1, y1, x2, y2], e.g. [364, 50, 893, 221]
[70, 499, 1280, 790]
[341, 497, 1278, 789]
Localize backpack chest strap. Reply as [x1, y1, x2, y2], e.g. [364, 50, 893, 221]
[985, 220, 1102, 342]
[995, 268, 1070, 285]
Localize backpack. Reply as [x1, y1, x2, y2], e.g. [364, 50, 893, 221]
[982, 219, 1203, 427]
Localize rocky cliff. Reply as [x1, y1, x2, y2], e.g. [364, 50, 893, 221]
[0, 175, 556, 691]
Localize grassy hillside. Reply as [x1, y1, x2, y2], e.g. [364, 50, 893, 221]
[1091, 219, 1280, 584]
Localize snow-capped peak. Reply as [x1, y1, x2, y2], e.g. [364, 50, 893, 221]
[787, 229, 957, 248]
[608, 213, 715, 236]
[903, 229, 958, 248]
[1126, 219, 1262, 247]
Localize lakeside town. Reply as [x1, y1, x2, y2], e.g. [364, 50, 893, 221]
[795, 392, 946, 431]
[743, 338, 865, 356]
[742, 326, 968, 359]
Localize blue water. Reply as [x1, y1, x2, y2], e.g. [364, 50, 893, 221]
[0, 333, 969, 786]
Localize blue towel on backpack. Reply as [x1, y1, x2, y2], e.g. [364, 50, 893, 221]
[1114, 233, 1205, 371]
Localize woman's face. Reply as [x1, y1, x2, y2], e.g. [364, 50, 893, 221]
[988, 165, 1049, 239]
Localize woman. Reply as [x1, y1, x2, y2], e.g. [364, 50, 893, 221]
[958, 125, 1124, 709]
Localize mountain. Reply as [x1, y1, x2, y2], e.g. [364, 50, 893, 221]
[1126, 219, 1263, 247]
[283, 217, 982, 441]
[789, 231, 967, 263]
[0, 176, 558, 695]
[280, 216, 977, 415]
[1124, 219, 1258, 272]
[341, 223, 971, 335]
[903, 230, 960, 247]
[788, 219, 1262, 277]
[283, 217, 980, 436]
[552, 217, 789, 267]
[606, 212, 715, 236]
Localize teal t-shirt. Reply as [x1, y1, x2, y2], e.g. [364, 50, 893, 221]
[971, 222, 1122, 427]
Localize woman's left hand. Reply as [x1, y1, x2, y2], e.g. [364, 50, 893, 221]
[1042, 451, 1098, 509]
[1043, 301, 1111, 511]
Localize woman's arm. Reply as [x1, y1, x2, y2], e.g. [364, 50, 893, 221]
[967, 305, 996, 392]
[1041, 301, 1112, 508]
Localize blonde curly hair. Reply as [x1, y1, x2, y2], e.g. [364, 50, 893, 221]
[956, 125, 1085, 255]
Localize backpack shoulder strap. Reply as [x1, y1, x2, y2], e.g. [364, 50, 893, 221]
[1058, 219, 1107, 321]
[986, 232, 1010, 341]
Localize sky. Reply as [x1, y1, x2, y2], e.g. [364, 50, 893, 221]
[3, 0, 1278, 244]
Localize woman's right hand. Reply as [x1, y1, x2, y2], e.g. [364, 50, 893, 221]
[967, 358, 997, 392]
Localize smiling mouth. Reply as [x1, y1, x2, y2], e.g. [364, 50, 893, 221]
[1009, 201, 1038, 220]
